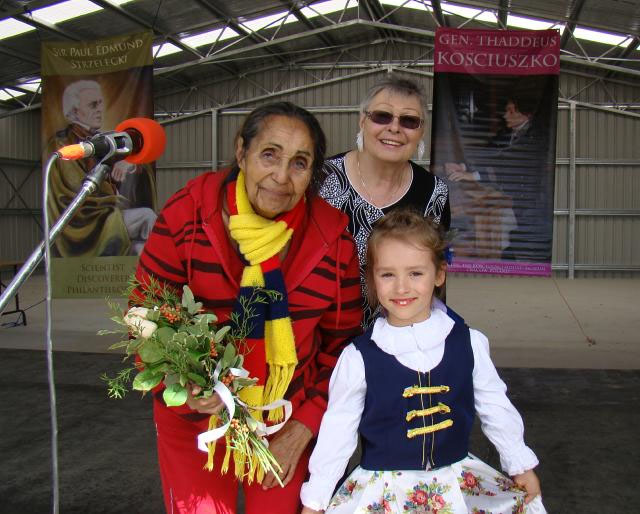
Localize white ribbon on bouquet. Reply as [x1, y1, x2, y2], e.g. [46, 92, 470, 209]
[196, 362, 292, 453]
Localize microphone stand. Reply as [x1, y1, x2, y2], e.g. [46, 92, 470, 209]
[0, 155, 113, 314]
[0, 128, 149, 514]
[0, 151, 116, 514]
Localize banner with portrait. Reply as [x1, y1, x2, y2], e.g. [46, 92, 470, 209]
[430, 28, 559, 276]
[41, 31, 157, 297]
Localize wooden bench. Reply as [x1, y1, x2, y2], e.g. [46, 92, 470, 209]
[0, 260, 27, 327]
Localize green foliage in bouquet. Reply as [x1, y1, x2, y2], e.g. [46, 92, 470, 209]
[99, 275, 284, 484]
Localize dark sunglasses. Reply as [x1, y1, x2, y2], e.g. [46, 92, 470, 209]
[365, 110, 424, 130]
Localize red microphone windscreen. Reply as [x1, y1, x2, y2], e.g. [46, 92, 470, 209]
[115, 117, 166, 164]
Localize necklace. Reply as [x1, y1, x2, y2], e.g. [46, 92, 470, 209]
[356, 153, 408, 208]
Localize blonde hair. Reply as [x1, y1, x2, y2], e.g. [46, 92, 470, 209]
[359, 73, 428, 117]
[365, 208, 447, 308]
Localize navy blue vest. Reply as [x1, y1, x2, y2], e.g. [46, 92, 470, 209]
[355, 319, 474, 470]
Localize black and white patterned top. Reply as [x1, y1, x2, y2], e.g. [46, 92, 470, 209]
[319, 153, 450, 327]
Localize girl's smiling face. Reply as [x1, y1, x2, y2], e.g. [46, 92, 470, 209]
[372, 237, 445, 326]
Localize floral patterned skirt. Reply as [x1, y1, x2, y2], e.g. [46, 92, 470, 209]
[325, 454, 546, 514]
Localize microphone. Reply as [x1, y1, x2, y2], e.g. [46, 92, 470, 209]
[55, 117, 166, 164]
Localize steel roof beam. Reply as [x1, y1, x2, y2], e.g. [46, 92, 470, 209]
[280, 0, 337, 48]
[561, 54, 640, 79]
[559, 97, 640, 119]
[359, 0, 387, 39]
[5, 84, 36, 96]
[194, 0, 266, 43]
[194, 0, 288, 65]
[431, 0, 448, 27]
[0, 44, 39, 66]
[368, 0, 398, 25]
[603, 37, 640, 80]
[154, 39, 377, 100]
[561, 66, 640, 89]
[94, 0, 248, 90]
[560, 0, 586, 49]
[450, 0, 625, 39]
[0, 0, 58, 22]
[0, 70, 41, 88]
[90, 0, 203, 59]
[153, 19, 367, 76]
[15, 12, 80, 40]
[362, 0, 399, 39]
[618, 37, 640, 59]
[497, 0, 509, 29]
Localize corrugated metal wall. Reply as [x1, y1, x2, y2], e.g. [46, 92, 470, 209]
[0, 110, 43, 263]
[1, 46, 639, 276]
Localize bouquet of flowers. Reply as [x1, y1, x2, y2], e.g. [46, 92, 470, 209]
[100, 276, 287, 485]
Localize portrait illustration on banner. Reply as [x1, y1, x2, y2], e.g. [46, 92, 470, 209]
[43, 74, 157, 257]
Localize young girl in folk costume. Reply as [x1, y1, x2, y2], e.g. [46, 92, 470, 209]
[301, 209, 546, 514]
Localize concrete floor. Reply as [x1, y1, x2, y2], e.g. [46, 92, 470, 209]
[446, 274, 640, 369]
[1, 272, 639, 513]
[1, 272, 638, 369]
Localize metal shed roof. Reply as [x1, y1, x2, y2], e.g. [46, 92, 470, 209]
[1, 0, 639, 115]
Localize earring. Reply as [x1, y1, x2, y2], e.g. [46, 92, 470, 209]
[417, 140, 425, 160]
[356, 130, 364, 152]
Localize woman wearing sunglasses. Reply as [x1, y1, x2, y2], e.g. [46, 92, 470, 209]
[319, 74, 451, 328]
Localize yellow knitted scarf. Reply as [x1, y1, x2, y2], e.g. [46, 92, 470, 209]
[227, 170, 300, 423]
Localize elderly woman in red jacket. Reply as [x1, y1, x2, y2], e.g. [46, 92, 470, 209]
[133, 102, 363, 514]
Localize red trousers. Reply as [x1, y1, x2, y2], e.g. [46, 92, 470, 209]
[154, 401, 310, 514]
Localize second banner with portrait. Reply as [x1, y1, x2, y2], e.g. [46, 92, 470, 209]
[430, 28, 559, 276]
